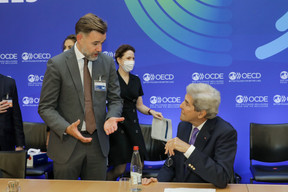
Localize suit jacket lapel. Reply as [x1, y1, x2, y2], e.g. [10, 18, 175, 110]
[91, 55, 101, 101]
[194, 119, 212, 151]
[183, 123, 192, 143]
[184, 120, 212, 181]
[66, 49, 85, 110]
[182, 123, 192, 180]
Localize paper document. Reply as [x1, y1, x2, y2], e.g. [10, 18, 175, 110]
[164, 188, 216, 192]
[151, 118, 172, 142]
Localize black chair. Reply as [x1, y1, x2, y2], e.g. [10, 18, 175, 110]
[250, 123, 288, 183]
[0, 150, 27, 178]
[23, 122, 53, 179]
[140, 124, 167, 178]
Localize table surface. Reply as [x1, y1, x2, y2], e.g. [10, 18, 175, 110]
[2, 179, 286, 192]
[246, 184, 288, 192]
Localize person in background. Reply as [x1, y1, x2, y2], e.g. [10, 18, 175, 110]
[62, 34, 77, 52]
[107, 44, 163, 180]
[142, 83, 237, 188]
[0, 74, 25, 151]
[38, 13, 123, 180]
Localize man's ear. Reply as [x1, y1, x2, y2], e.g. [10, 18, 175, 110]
[76, 33, 83, 42]
[198, 110, 207, 119]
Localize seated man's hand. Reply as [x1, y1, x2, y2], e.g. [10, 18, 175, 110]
[165, 137, 191, 156]
[142, 177, 158, 185]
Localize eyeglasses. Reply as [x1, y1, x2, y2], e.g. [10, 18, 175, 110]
[162, 142, 173, 167]
[165, 153, 173, 167]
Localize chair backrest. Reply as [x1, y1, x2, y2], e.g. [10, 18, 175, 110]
[140, 124, 167, 161]
[23, 122, 47, 152]
[0, 150, 27, 178]
[250, 123, 288, 162]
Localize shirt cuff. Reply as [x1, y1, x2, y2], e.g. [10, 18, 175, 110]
[184, 145, 195, 159]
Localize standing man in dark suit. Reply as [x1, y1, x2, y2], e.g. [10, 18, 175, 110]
[0, 74, 25, 151]
[38, 13, 124, 180]
[143, 83, 237, 188]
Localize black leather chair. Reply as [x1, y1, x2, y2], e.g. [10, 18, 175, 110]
[250, 123, 288, 183]
[23, 122, 53, 179]
[140, 124, 167, 178]
[0, 150, 27, 178]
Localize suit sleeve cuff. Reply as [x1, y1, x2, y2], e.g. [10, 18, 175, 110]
[184, 145, 195, 158]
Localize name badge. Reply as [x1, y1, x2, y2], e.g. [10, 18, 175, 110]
[94, 80, 106, 91]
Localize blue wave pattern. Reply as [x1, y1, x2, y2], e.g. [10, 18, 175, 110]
[124, 0, 233, 66]
[255, 11, 288, 60]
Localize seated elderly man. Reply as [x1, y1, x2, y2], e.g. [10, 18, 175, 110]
[143, 83, 237, 188]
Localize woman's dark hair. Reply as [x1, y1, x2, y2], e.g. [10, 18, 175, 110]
[114, 44, 135, 65]
[62, 34, 77, 51]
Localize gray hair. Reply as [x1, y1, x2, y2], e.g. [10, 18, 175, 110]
[186, 83, 220, 119]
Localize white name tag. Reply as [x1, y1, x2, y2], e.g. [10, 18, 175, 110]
[94, 80, 106, 91]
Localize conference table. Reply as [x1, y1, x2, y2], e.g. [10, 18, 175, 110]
[0, 179, 247, 192]
[0, 178, 287, 192]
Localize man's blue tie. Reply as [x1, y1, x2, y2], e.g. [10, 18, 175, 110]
[189, 127, 199, 145]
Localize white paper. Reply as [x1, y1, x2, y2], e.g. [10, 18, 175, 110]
[151, 118, 172, 142]
[164, 188, 216, 192]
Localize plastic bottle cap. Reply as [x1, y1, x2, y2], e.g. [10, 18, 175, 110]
[133, 146, 139, 150]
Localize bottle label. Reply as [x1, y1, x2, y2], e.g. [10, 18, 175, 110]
[130, 172, 142, 185]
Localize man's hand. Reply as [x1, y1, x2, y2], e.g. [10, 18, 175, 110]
[104, 117, 125, 135]
[15, 146, 24, 151]
[142, 177, 158, 185]
[165, 137, 191, 156]
[65, 119, 92, 143]
[0, 100, 10, 113]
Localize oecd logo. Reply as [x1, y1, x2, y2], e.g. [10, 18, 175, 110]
[229, 72, 238, 81]
[150, 96, 158, 104]
[280, 71, 288, 80]
[102, 51, 115, 57]
[0, 53, 17, 60]
[143, 73, 151, 82]
[229, 72, 261, 80]
[150, 96, 181, 104]
[28, 74, 44, 83]
[192, 72, 224, 81]
[143, 73, 174, 82]
[192, 73, 202, 81]
[273, 95, 287, 103]
[0, 0, 37, 3]
[22, 97, 40, 105]
[22, 52, 51, 61]
[235, 95, 246, 104]
[236, 95, 268, 103]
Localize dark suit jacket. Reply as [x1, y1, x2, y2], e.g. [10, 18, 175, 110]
[38, 47, 122, 164]
[0, 74, 25, 150]
[157, 116, 237, 188]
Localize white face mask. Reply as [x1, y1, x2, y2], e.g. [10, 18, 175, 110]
[122, 60, 135, 72]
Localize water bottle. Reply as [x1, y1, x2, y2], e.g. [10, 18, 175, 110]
[130, 146, 142, 191]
